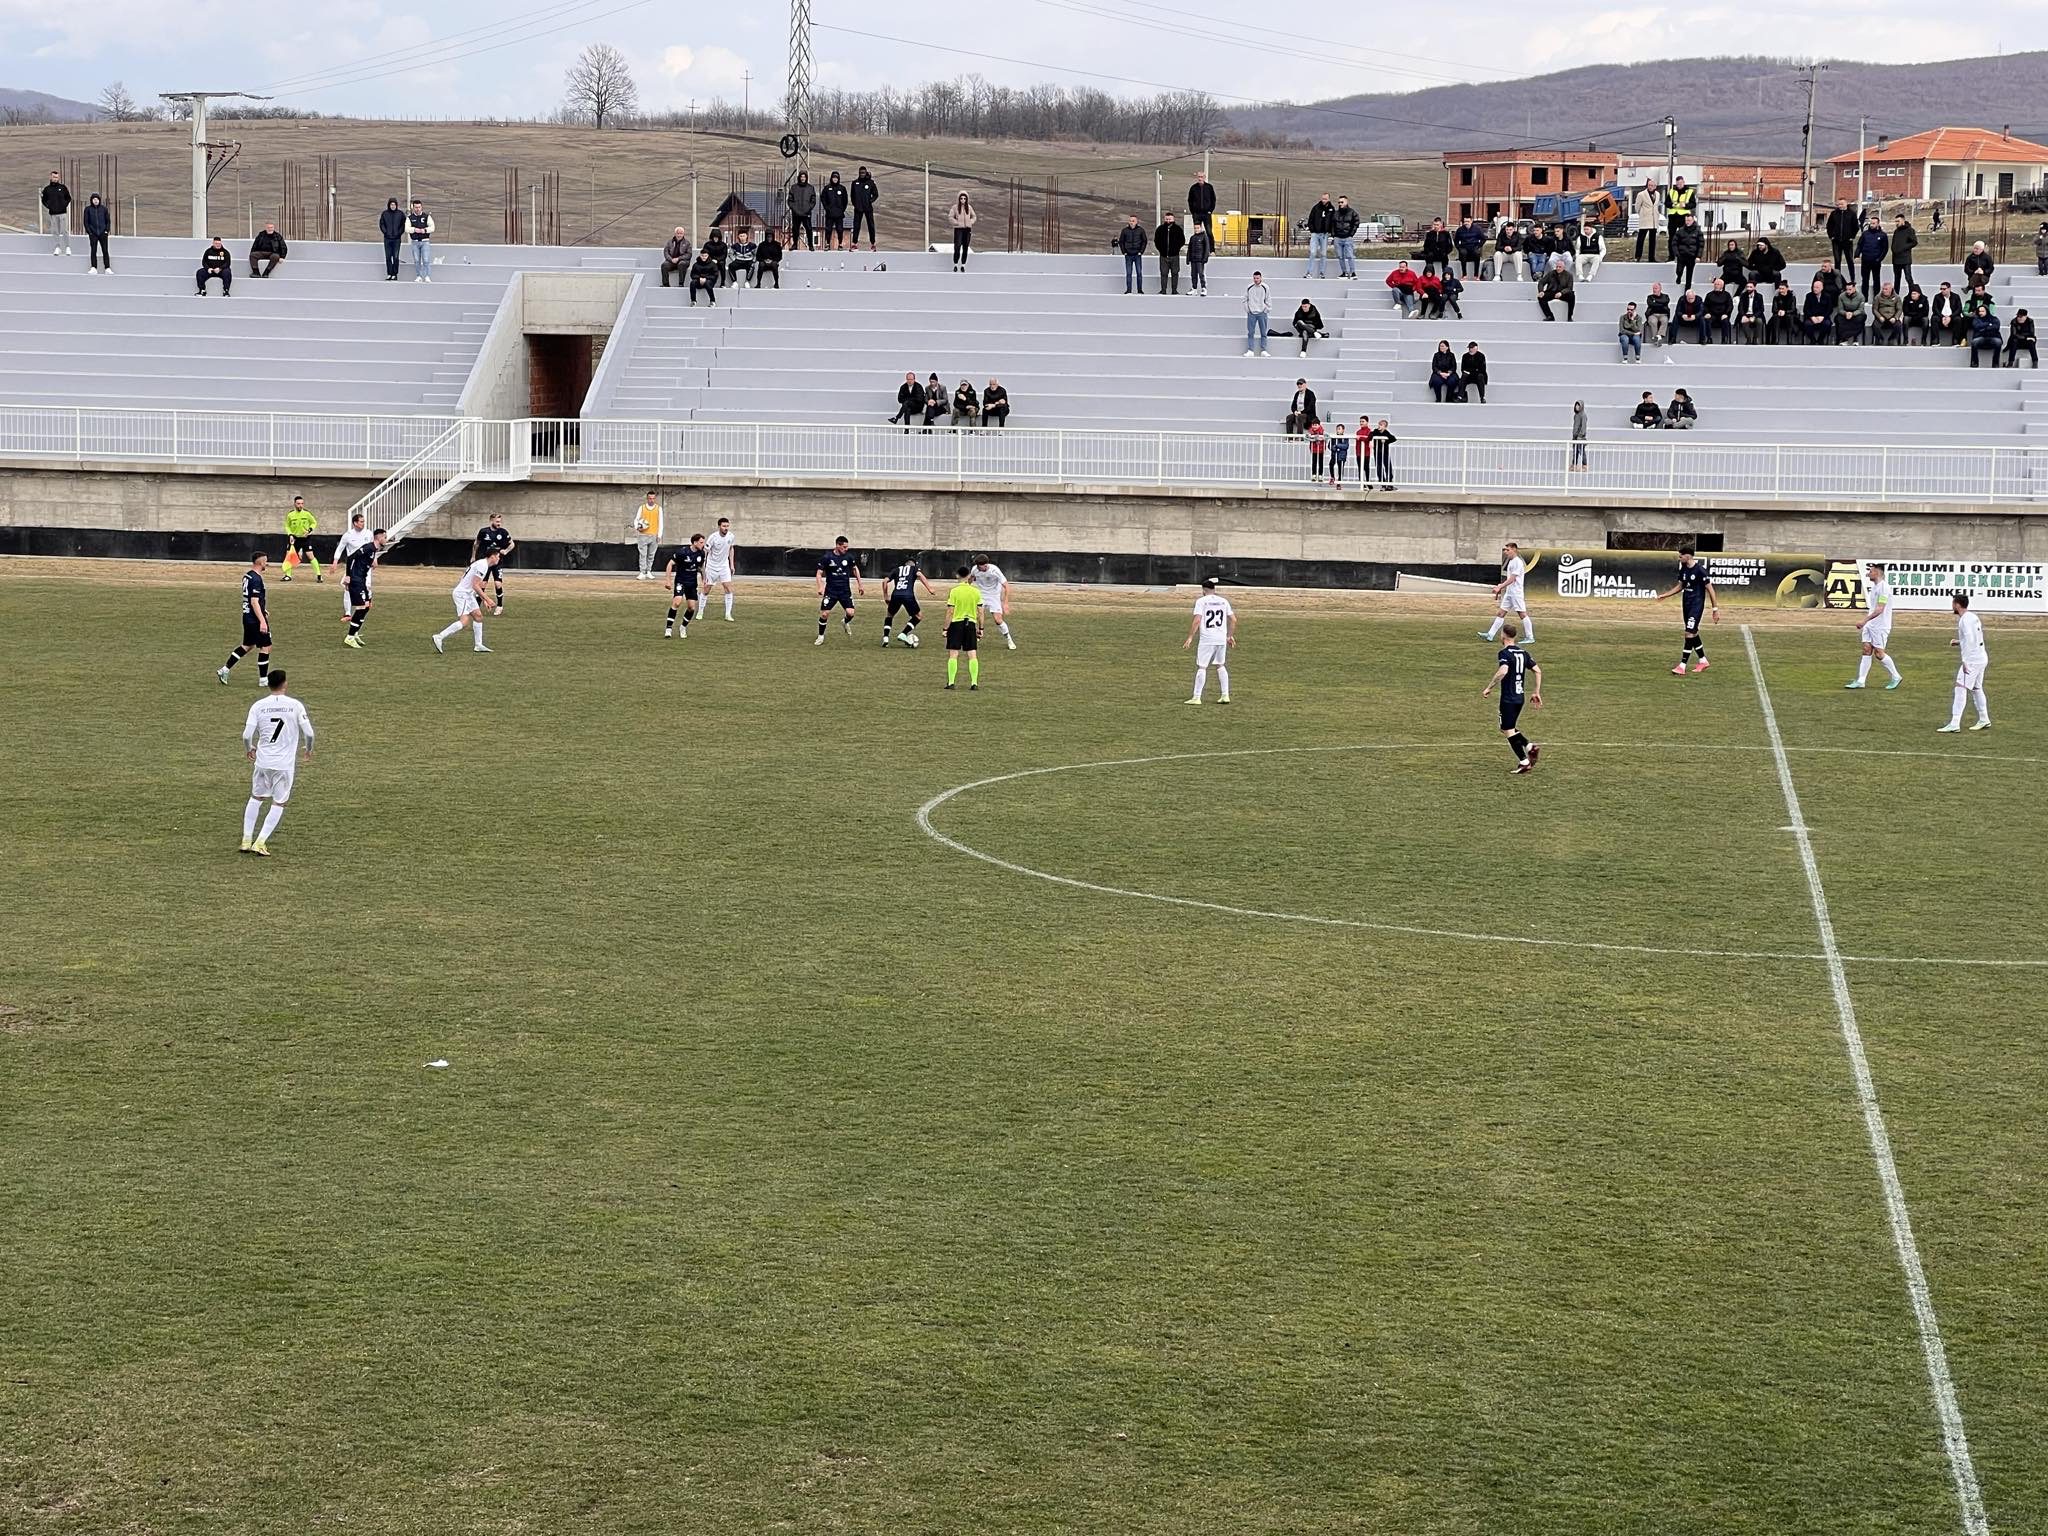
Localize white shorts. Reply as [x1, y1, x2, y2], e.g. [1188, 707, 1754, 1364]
[251, 764, 295, 802]
[977, 595, 1004, 617]
[707, 564, 732, 585]
[1197, 641, 1228, 667]
[1861, 618, 1892, 648]
[453, 587, 481, 617]
[1499, 587, 1527, 614]
[1956, 660, 1987, 689]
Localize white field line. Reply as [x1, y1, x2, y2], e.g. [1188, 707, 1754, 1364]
[1741, 624, 1991, 1536]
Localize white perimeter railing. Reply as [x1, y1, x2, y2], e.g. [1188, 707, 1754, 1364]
[3, 404, 2046, 505]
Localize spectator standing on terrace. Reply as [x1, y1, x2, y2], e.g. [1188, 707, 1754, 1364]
[408, 199, 434, 281]
[196, 237, 232, 297]
[1292, 298, 1328, 356]
[379, 198, 406, 280]
[2035, 222, 2048, 275]
[1386, 259, 1420, 316]
[687, 249, 720, 305]
[1746, 237, 1785, 290]
[1834, 283, 1867, 345]
[1769, 281, 1800, 344]
[1856, 218, 1888, 297]
[1644, 282, 1671, 347]
[1968, 303, 2003, 368]
[1735, 282, 1765, 345]
[1244, 270, 1271, 356]
[1155, 212, 1185, 295]
[1891, 215, 1919, 289]
[1305, 194, 1337, 277]
[1455, 216, 1486, 277]
[1116, 215, 1148, 294]
[1633, 181, 1661, 261]
[632, 491, 663, 580]
[82, 194, 111, 274]
[756, 230, 783, 289]
[850, 168, 880, 250]
[983, 378, 1011, 424]
[1494, 222, 1522, 282]
[1187, 172, 1218, 244]
[1664, 390, 1697, 429]
[1902, 282, 1930, 345]
[660, 228, 692, 287]
[1570, 400, 1589, 471]
[1351, 416, 1371, 484]
[1370, 419, 1396, 489]
[727, 229, 758, 287]
[1306, 418, 1327, 479]
[1421, 217, 1454, 279]
[951, 380, 980, 426]
[1461, 342, 1489, 404]
[1186, 220, 1212, 297]
[788, 171, 817, 250]
[1332, 196, 1360, 279]
[2007, 309, 2038, 368]
[1801, 279, 1833, 344]
[1871, 283, 1903, 345]
[889, 372, 923, 427]
[1631, 391, 1663, 428]
[1327, 418, 1350, 484]
[1670, 215, 1703, 293]
[1429, 342, 1460, 401]
[1618, 300, 1644, 360]
[1964, 240, 1995, 290]
[41, 170, 72, 254]
[1930, 282, 1966, 346]
[1537, 261, 1575, 321]
[1676, 286, 1704, 343]
[250, 222, 287, 278]
[819, 172, 849, 249]
[1576, 221, 1605, 280]
[1664, 177, 1697, 247]
[950, 193, 976, 271]
[1826, 199, 1859, 277]
[1703, 279, 1733, 343]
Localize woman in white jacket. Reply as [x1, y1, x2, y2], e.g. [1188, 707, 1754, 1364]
[951, 193, 977, 271]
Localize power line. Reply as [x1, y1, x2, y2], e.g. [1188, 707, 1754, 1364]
[265, 0, 616, 91]
[270, 0, 659, 98]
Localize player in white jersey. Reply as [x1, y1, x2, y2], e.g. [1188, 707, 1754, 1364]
[332, 512, 374, 617]
[240, 670, 313, 855]
[970, 557, 1017, 648]
[1183, 576, 1237, 703]
[1480, 540, 1535, 642]
[1845, 561, 1902, 690]
[705, 516, 738, 620]
[1938, 591, 1991, 732]
[432, 551, 499, 653]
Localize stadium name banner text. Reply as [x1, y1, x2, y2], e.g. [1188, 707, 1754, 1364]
[1839, 558, 2048, 614]
[1536, 549, 1831, 608]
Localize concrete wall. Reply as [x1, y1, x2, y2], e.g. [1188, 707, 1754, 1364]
[455, 277, 529, 420]
[4, 462, 2046, 582]
[453, 272, 636, 419]
[521, 271, 633, 333]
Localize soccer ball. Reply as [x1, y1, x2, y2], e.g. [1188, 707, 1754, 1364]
[902, 630, 920, 648]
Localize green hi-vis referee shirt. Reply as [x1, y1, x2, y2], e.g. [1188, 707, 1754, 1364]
[285, 507, 317, 537]
[947, 583, 981, 624]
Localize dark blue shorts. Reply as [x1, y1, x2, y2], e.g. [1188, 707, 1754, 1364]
[886, 592, 920, 617]
[1499, 696, 1524, 731]
[1682, 602, 1705, 635]
[347, 581, 370, 608]
[674, 579, 699, 600]
[821, 590, 855, 611]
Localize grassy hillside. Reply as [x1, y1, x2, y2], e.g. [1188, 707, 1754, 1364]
[0, 119, 1441, 249]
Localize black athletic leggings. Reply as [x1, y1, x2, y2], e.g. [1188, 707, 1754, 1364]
[89, 231, 110, 269]
[952, 228, 971, 265]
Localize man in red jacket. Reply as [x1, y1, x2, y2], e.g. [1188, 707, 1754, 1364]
[1385, 260, 1420, 318]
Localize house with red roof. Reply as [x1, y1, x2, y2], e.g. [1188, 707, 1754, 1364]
[1828, 126, 2048, 204]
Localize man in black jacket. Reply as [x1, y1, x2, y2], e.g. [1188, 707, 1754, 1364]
[756, 231, 784, 289]
[1460, 343, 1489, 404]
[1332, 196, 1360, 278]
[1116, 215, 1148, 293]
[82, 193, 112, 273]
[1305, 194, 1337, 278]
[1420, 217, 1454, 279]
[1286, 380, 1318, 434]
[820, 172, 849, 249]
[889, 372, 924, 428]
[686, 251, 721, 305]
[1889, 214, 1917, 291]
[1963, 241, 1995, 290]
[250, 222, 288, 278]
[1155, 213, 1186, 294]
[196, 237, 232, 296]
[378, 198, 406, 279]
[1702, 278, 1734, 343]
[850, 168, 879, 250]
[1734, 282, 1765, 344]
[1454, 217, 1486, 277]
[1187, 173, 1217, 243]
[787, 172, 817, 250]
[1670, 216, 1703, 292]
[41, 170, 72, 254]
[1825, 200, 1859, 277]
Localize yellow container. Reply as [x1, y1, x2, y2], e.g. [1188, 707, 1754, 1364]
[1213, 211, 1290, 249]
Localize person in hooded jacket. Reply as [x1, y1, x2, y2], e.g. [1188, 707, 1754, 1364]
[1416, 267, 1445, 318]
[850, 168, 880, 250]
[1768, 281, 1800, 345]
[1856, 220, 1889, 297]
[1292, 297, 1327, 356]
[1968, 302, 2003, 368]
[1439, 269, 1465, 319]
[82, 193, 112, 273]
[756, 230, 784, 288]
[2006, 308, 2038, 368]
[1745, 237, 1785, 290]
[819, 173, 849, 248]
[1902, 282, 1931, 345]
[788, 172, 817, 250]
[1716, 240, 1746, 288]
[378, 198, 406, 280]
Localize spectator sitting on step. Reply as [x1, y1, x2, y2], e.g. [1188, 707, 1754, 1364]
[1745, 237, 1785, 290]
[1814, 259, 1845, 310]
[1385, 260, 1420, 316]
[1769, 281, 1799, 344]
[1967, 282, 1996, 319]
[1963, 240, 1995, 290]
[1536, 260, 1575, 321]
[889, 371, 923, 427]
[1454, 216, 1486, 277]
[1871, 283, 1903, 345]
[1715, 239, 1746, 288]
[1834, 283, 1867, 345]
[1929, 282, 1966, 347]
[1429, 341, 1460, 401]
[1630, 391, 1663, 429]
[1702, 278, 1733, 343]
[1415, 268, 1444, 318]
[1287, 378, 1319, 433]
[196, 236, 232, 297]
[1902, 282, 1930, 345]
[1575, 220, 1605, 280]
[1618, 300, 1645, 360]
[249, 222, 288, 278]
[756, 230, 783, 288]
[922, 373, 948, 428]
[1643, 282, 1671, 346]
[1460, 342, 1489, 403]
[1439, 269, 1465, 319]
[1293, 298, 1328, 355]
[2006, 308, 2038, 368]
[687, 250, 720, 305]
[1969, 302, 2003, 368]
[727, 229, 759, 287]
[1801, 279, 1833, 344]
[1674, 286, 1703, 340]
[1735, 282, 1765, 344]
[983, 378, 1011, 425]
[1419, 216, 1454, 277]
[1663, 389, 1697, 430]
[660, 228, 692, 287]
[1492, 223, 1521, 282]
[951, 379, 981, 426]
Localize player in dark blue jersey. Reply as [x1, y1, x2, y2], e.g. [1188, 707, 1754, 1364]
[664, 534, 708, 638]
[341, 529, 387, 648]
[217, 553, 274, 684]
[814, 535, 865, 644]
[1653, 548, 1720, 674]
[472, 514, 516, 613]
[1480, 622, 1543, 774]
[881, 554, 938, 647]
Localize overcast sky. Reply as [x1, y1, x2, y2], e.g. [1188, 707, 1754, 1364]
[3, 0, 2041, 118]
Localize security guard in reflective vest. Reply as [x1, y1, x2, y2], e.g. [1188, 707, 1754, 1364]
[1664, 179, 1698, 244]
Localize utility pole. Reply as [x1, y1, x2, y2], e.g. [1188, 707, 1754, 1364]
[787, 0, 814, 176]
[1798, 63, 1824, 232]
[1663, 115, 1676, 196]
[742, 71, 751, 132]
[160, 90, 270, 237]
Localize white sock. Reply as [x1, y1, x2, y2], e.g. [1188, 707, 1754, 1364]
[472, 621, 486, 649]
[434, 622, 461, 642]
[258, 802, 286, 841]
[1484, 616, 1504, 639]
[1216, 664, 1230, 697]
[724, 591, 734, 618]
[1972, 686, 1989, 722]
[1192, 665, 1207, 700]
[998, 621, 1012, 637]
[1519, 614, 1534, 640]
[1881, 654, 1900, 681]
[1856, 655, 1872, 684]
[1950, 686, 1967, 728]
[244, 798, 263, 840]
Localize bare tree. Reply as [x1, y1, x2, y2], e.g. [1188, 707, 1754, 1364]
[97, 81, 142, 122]
[562, 43, 639, 130]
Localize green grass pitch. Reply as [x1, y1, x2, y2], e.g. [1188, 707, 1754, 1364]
[3, 565, 2045, 1535]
